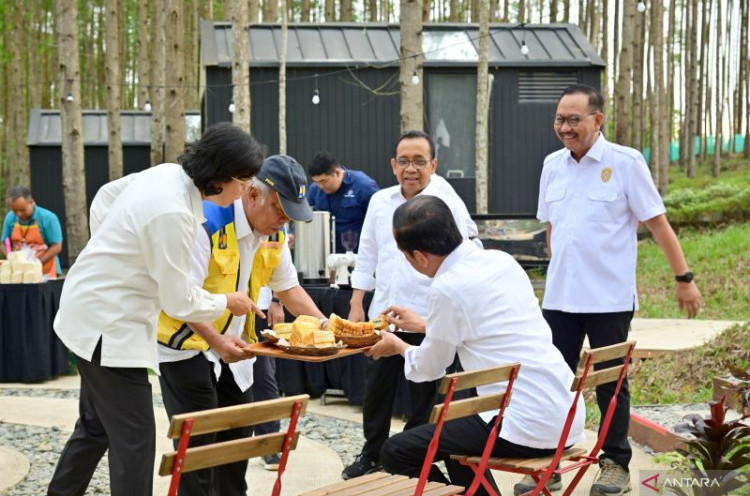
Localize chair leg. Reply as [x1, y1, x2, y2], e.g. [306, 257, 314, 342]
[561, 464, 593, 496]
[272, 399, 304, 496]
[168, 417, 195, 496]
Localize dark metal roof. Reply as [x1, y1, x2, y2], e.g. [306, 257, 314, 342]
[201, 21, 604, 68]
[27, 109, 201, 146]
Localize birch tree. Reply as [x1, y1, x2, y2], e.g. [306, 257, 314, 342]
[55, 0, 89, 258]
[232, 0, 251, 132]
[399, 0, 423, 132]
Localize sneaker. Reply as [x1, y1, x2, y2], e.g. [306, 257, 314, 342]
[341, 454, 381, 480]
[263, 453, 281, 471]
[590, 459, 631, 496]
[513, 472, 562, 495]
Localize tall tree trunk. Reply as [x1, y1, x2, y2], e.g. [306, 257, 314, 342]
[667, 0, 677, 163]
[475, 0, 490, 214]
[631, 5, 645, 150]
[687, 0, 700, 177]
[587, 0, 597, 43]
[679, 0, 692, 167]
[725, 0, 735, 158]
[55, 0, 89, 259]
[367, 0, 377, 20]
[381, 0, 391, 21]
[10, 3, 29, 186]
[698, 0, 710, 160]
[96, 1, 105, 108]
[250, 0, 261, 22]
[279, 0, 288, 154]
[400, 0, 423, 132]
[746, 0, 750, 158]
[165, 0, 186, 163]
[713, 0, 723, 177]
[502, 0, 510, 21]
[450, 0, 460, 20]
[341, 0, 353, 20]
[613, 0, 620, 95]
[232, 0, 251, 132]
[489, 0, 498, 21]
[265, 0, 280, 22]
[651, 0, 666, 192]
[183, 0, 198, 109]
[614, 0, 635, 145]
[563, 0, 570, 22]
[740, 0, 749, 157]
[579, 0, 586, 35]
[470, 0, 478, 21]
[136, 0, 150, 109]
[150, 0, 165, 166]
[601, 0, 609, 106]
[325, 0, 335, 21]
[549, 0, 558, 21]
[106, 0, 124, 180]
[517, 0, 525, 22]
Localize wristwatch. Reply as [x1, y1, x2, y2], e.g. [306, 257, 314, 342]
[271, 297, 281, 304]
[674, 271, 694, 283]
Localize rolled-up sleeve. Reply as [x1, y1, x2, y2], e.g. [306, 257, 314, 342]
[141, 211, 227, 322]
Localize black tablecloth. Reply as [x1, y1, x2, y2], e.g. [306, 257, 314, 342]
[0, 279, 69, 382]
[275, 286, 413, 416]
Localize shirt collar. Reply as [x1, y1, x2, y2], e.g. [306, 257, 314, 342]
[388, 177, 437, 202]
[233, 198, 253, 240]
[434, 240, 475, 279]
[567, 132, 606, 165]
[340, 168, 352, 186]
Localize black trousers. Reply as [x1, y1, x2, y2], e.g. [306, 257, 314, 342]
[543, 309, 634, 469]
[381, 415, 556, 496]
[159, 354, 254, 496]
[47, 341, 155, 496]
[252, 319, 281, 436]
[360, 332, 439, 462]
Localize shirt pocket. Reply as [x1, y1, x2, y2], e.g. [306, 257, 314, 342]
[586, 188, 619, 222]
[212, 248, 240, 276]
[545, 185, 566, 224]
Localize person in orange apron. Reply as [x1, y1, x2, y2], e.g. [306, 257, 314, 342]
[1, 185, 63, 277]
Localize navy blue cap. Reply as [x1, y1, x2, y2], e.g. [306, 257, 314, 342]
[255, 155, 313, 222]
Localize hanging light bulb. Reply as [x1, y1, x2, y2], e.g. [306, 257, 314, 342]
[228, 99, 236, 113]
[521, 41, 529, 55]
[637, 0, 646, 12]
[411, 70, 420, 85]
[312, 89, 320, 105]
[144, 99, 152, 112]
[66, 92, 74, 103]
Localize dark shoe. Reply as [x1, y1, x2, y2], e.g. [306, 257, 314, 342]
[263, 453, 281, 471]
[590, 459, 631, 496]
[513, 472, 562, 495]
[341, 454, 381, 480]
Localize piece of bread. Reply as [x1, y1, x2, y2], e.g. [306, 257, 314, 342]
[294, 315, 321, 327]
[370, 314, 389, 330]
[272, 323, 293, 338]
[312, 330, 335, 348]
[290, 317, 321, 347]
[329, 313, 376, 337]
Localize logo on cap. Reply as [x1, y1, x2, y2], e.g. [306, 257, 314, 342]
[298, 185, 306, 199]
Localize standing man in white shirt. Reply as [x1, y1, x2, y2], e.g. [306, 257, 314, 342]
[48, 123, 265, 496]
[535, 84, 702, 496]
[367, 195, 585, 496]
[342, 130, 473, 479]
[157, 155, 327, 496]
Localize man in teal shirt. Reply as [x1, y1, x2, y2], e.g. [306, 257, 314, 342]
[1, 185, 63, 276]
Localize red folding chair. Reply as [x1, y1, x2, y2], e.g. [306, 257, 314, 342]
[451, 341, 636, 496]
[158, 394, 309, 496]
[301, 363, 521, 496]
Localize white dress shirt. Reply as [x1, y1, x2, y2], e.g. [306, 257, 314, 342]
[403, 241, 586, 449]
[537, 134, 666, 313]
[54, 163, 228, 371]
[158, 198, 299, 392]
[350, 180, 471, 320]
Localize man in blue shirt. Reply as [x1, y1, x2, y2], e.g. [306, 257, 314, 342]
[306, 151, 379, 253]
[1, 185, 63, 276]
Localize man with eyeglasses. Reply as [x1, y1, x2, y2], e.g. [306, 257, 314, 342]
[341, 130, 475, 480]
[527, 84, 702, 496]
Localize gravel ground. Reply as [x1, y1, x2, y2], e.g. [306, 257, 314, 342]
[0, 388, 711, 495]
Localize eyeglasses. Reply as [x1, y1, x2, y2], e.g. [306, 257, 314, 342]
[554, 112, 599, 128]
[232, 177, 253, 190]
[395, 158, 432, 169]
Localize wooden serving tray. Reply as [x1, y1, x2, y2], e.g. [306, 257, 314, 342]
[245, 341, 371, 362]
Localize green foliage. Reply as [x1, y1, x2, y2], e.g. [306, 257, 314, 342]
[671, 401, 750, 496]
[663, 183, 750, 224]
[636, 223, 750, 321]
[630, 323, 750, 405]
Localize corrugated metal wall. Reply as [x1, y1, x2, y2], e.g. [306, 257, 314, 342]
[205, 66, 401, 190]
[29, 146, 151, 267]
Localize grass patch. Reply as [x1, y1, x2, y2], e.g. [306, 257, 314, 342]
[636, 223, 750, 321]
[629, 322, 750, 405]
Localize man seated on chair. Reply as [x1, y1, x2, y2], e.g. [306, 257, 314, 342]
[366, 195, 586, 496]
[157, 155, 328, 496]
